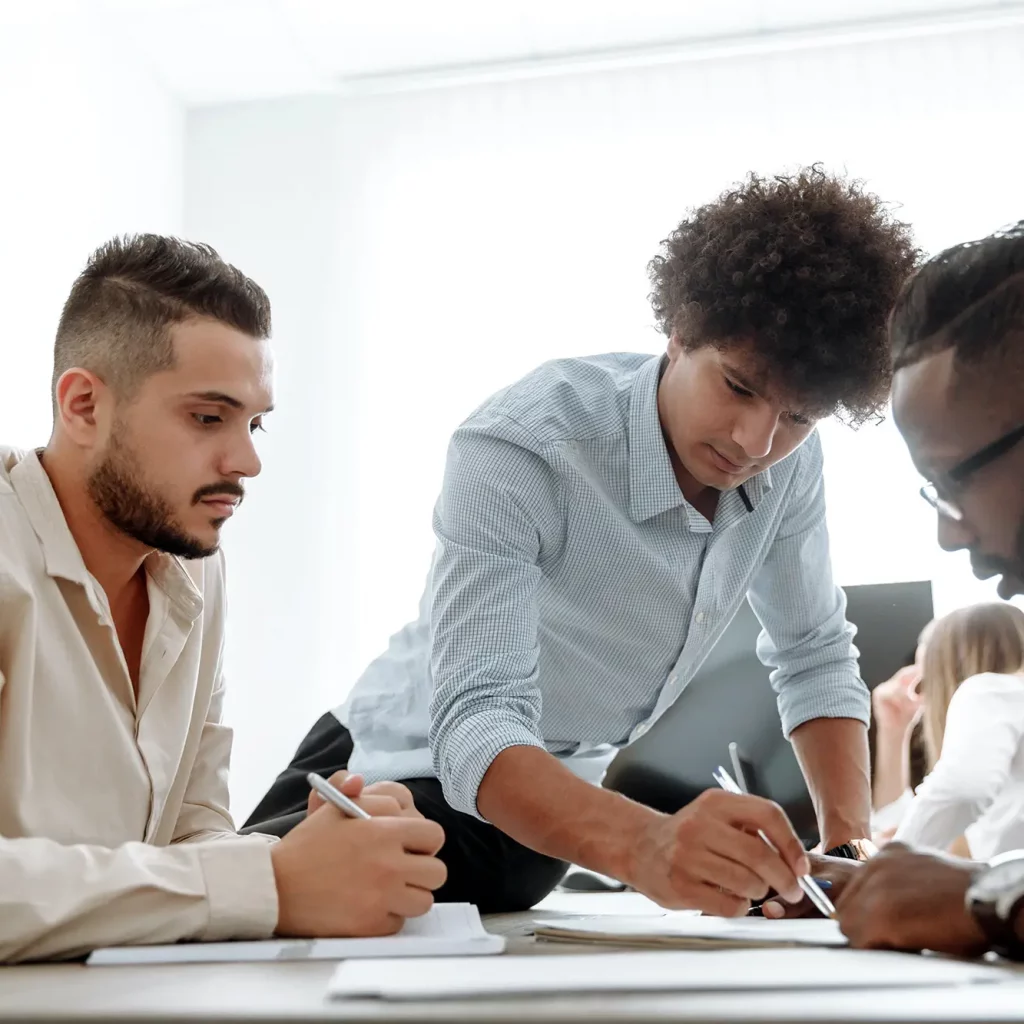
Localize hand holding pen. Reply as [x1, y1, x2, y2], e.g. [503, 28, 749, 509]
[712, 765, 836, 919]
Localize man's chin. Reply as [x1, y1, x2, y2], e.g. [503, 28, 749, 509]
[996, 573, 1024, 600]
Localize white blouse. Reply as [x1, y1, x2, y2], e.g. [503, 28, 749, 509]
[887, 672, 1024, 861]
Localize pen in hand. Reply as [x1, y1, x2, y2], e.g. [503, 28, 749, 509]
[711, 765, 836, 919]
[306, 771, 372, 820]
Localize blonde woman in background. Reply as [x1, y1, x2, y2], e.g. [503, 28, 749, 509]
[870, 603, 1024, 860]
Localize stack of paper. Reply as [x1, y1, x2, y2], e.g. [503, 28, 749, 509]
[87, 903, 504, 965]
[533, 913, 847, 949]
[327, 947, 1003, 1000]
[530, 890, 672, 917]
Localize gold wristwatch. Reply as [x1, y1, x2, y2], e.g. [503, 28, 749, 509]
[823, 838, 878, 861]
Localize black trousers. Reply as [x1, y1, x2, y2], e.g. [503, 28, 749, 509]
[242, 713, 567, 913]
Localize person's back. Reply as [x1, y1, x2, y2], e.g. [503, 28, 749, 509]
[870, 603, 1024, 859]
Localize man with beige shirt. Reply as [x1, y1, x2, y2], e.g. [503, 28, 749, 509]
[0, 234, 445, 962]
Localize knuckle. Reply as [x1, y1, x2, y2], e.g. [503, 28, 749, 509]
[750, 879, 770, 901]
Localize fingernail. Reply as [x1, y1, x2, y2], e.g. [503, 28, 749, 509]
[763, 902, 782, 918]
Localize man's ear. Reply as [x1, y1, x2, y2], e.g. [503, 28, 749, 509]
[54, 368, 110, 449]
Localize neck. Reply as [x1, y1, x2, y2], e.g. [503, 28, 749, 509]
[40, 444, 150, 604]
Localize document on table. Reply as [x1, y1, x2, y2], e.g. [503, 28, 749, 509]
[531, 890, 673, 917]
[532, 913, 847, 949]
[87, 903, 504, 965]
[327, 947, 1005, 1001]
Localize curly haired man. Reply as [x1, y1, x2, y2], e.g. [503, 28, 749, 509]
[246, 167, 920, 914]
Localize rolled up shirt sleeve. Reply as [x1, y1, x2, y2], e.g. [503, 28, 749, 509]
[747, 434, 869, 736]
[428, 417, 563, 819]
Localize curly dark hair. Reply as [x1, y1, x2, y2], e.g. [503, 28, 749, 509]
[647, 166, 920, 425]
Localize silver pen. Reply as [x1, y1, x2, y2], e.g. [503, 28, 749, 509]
[712, 765, 836, 919]
[306, 771, 372, 820]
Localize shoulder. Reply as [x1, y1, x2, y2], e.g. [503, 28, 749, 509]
[0, 446, 39, 582]
[792, 429, 825, 478]
[766, 430, 824, 507]
[463, 353, 651, 448]
[951, 671, 1024, 707]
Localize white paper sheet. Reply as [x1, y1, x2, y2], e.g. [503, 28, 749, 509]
[530, 890, 674, 917]
[327, 947, 1004, 1001]
[87, 903, 504, 965]
[532, 913, 847, 948]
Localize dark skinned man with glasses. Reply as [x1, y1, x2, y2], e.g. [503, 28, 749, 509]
[765, 222, 1024, 961]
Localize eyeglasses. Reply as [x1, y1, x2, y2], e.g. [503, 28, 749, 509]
[920, 422, 1024, 522]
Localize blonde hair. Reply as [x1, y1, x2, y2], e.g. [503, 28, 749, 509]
[920, 603, 1024, 767]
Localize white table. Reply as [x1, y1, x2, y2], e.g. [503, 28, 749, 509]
[2, 903, 1023, 1024]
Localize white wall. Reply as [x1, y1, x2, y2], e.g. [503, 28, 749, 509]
[186, 22, 1024, 818]
[0, 14, 183, 446]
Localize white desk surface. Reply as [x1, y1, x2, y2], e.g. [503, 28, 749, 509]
[2, 902, 1024, 1024]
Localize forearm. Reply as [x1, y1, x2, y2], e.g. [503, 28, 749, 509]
[476, 745, 663, 882]
[872, 727, 913, 811]
[0, 834, 277, 962]
[791, 717, 871, 849]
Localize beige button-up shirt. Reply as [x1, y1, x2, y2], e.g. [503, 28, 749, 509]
[0, 446, 278, 962]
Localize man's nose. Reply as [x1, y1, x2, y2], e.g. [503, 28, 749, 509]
[936, 513, 974, 553]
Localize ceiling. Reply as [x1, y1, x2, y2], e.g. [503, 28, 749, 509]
[14, 0, 1024, 104]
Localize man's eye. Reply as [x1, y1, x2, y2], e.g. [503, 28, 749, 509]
[250, 420, 266, 435]
[789, 412, 812, 427]
[725, 377, 753, 398]
[193, 414, 222, 426]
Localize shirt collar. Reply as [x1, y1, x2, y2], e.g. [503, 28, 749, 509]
[627, 356, 688, 522]
[9, 449, 203, 622]
[626, 356, 775, 523]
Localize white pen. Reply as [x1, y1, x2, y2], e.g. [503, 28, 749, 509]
[712, 765, 836, 919]
[306, 771, 372, 820]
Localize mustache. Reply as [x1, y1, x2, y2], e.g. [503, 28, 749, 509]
[192, 481, 245, 505]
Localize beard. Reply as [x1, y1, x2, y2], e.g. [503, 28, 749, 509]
[87, 427, 220, 560]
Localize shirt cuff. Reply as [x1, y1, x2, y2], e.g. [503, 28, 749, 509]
[776, 674, 870, 738]
[433, 714, 546, 820]
[196, 836, 279, 941]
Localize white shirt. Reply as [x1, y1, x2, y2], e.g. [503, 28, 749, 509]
[0, 447, 278, 962]
[891, 671, 1024, 861]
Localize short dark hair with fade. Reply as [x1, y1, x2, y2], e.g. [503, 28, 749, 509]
[53, 233, 271, 402]
[647, 165, 920, 425]
[889, 221, 1024, 375]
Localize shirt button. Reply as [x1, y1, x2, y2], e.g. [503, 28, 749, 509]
[635, 723, 649, 738]
[695, 612, 705, 624]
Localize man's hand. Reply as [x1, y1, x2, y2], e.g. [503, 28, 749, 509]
[627, 790, 809, 917]
[271, 803, 447, 937]
[872, 666, 923, 737]
[306, 771, 424, 819]
[762, 853, 862, 918]
[835, 843, 986, 955]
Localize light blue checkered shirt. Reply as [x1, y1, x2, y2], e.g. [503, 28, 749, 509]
[338, 353, 868, 818]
